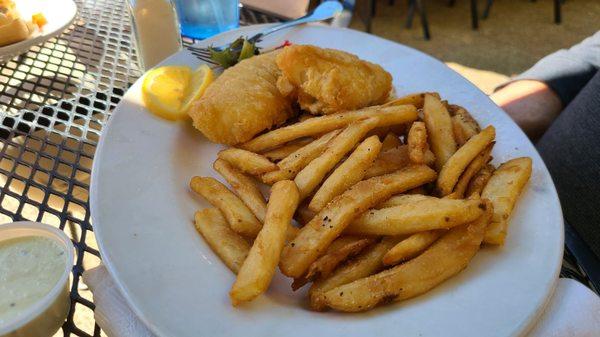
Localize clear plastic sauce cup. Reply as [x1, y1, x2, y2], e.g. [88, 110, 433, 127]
[0, 222, 74, 337]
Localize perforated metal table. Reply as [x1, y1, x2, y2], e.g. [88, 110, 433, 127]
[0, 1, 278, 335]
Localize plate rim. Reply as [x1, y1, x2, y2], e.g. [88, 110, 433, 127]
[90, 24, 564, 337]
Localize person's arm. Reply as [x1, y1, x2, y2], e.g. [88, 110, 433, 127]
[491, 80, 562, 140]
[492, 31, 600, 139]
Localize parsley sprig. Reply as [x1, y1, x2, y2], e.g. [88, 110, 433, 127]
[209, 37, 260, 69]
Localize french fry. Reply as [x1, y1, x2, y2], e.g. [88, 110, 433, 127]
[295, 201, 317, 225]
[218, 148, 278, 175]
[406, 185, 427, 195]
[280, 165, 437, 278]
[309, 135, 382, 212]
[444, 191, 462, 199]
[346, 197, 486, 236]
[190, 177, 261, 237]
[260, 170, 289, 185]
[309, 236, 402, 311]
[213, 159, 267, 222]
[448, 104, 479, 122]
[230, 180, 300, 305]
[194, 208, 251, 274]
[451, 144, 493, 198]
[424, 149, 436, 166]
[261, 130, 341, 185]
[376, 194, 436, 209]
[295, 118, 379, 199]
[261, 138, 313, 162]
[203, 165, 296, 242]
[423, 94, 457, 170]
[448, 105, 481, 146]
[437, 126, 496, 196]
[321, 203, 492, 312]
[482, 157, 532, 245]
[292, 235, 376, 290]
[366, 126, 392, 139]
[381, 132, 401, 151]
[466, 164, 495, 196]
[298, 113, 315, 122]
[305, 236, 376, 280]
[363, 145, 411, 179]
[383, 92, 440, 109]
[241, 104, 418, 152]
[382, 230, 445, 265]
[286, 225, 300, 241]
[407, 121, 428, 164]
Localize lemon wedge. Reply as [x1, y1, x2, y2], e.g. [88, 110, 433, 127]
[181, 64, 214, 113]
[141, 65, 214, 121]
[142, 66, 192, 121]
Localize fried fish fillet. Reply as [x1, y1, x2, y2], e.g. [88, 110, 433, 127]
[276, 45, 392, 115]
[188, 51, 294, 145]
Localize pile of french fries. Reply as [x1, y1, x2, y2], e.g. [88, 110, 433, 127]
[189, 93, 532, 312]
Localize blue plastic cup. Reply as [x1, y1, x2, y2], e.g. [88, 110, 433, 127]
[174, 0, 240, 39]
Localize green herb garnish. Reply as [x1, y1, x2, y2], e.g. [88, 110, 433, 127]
[209, 37, 260, 69]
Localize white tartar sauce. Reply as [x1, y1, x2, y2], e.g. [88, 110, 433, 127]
[0, 236, 65, 326]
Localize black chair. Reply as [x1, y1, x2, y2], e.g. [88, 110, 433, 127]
[483, 0, 564, 24]
[447, 0, 480, 29]
[359, 0, 480, 40]
[325, 0, 377, 34]
[344, 0, 372, 33]
[358, 0, 431, 39]
[405, 0, 480, 38]
[405, 0, 431, 39]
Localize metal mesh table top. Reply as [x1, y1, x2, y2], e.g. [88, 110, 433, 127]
[0, 1, 279, 336]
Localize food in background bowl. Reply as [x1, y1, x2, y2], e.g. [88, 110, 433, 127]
[0, 0, 47, 47]
[0, 0, 18, 18]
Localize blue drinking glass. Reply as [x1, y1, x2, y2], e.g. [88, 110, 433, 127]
[174, 0, 240, 39]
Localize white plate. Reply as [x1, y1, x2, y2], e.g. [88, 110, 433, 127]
[90, 25, 564, 337]
[0, 0, 77, 63]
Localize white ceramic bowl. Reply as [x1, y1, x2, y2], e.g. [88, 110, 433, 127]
[0, 221, 74, 337]
[0, 0, 77, 64]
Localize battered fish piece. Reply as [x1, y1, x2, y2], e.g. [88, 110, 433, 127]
[189, 51, 294, 145]
[276, 45, 392, 115]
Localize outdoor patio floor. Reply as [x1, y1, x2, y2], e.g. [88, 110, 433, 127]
[350, 0, 600, 93]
